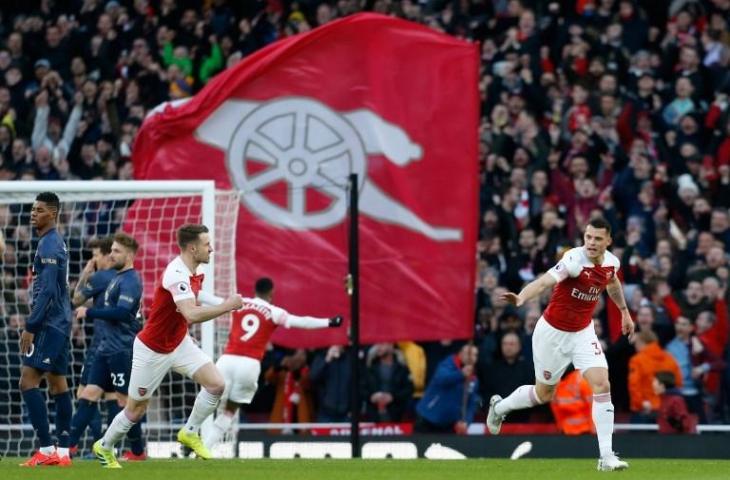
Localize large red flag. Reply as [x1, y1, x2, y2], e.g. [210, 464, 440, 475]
[133, 13, 478, 347]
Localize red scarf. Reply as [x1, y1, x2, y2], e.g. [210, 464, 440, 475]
[282, 367, 308, 423]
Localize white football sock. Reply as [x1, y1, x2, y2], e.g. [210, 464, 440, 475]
[494, 385, 541, 416]
[57, 447, 69, 457]
[39, 445, 55, 455]
[593, 392, 614, 457]
[101, 410, 136, 450]
[184, 389, 220, 434]
[205, 412, 235, 449]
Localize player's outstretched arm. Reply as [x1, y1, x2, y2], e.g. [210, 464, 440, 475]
[502, 272, 557, 307]
[177, 294, 243, 324]
[286, 314, 344, 329]
[606, 276, 635, 337]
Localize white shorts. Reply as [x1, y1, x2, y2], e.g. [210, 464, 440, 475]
[532, 316, 608, 385]
[128, 335, 213, 401]
[216, 354, 260, 404]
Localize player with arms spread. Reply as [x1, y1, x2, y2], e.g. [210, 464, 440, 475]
[203, 277, 343, 451]
[72, 233, 146, 460]
[486, 218, 635, 472]
[19, 192, 74, 467]
[93, 224, 242, 468]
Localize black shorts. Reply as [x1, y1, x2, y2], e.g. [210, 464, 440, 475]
[79, 347, 99, 385]
[22, 327, 70, 375]
[87, 351, 133, 395]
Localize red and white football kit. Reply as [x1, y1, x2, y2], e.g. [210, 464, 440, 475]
[128, 256, 213, 401]
[217, 297, 328, 404]
[532, 247, 619, 385]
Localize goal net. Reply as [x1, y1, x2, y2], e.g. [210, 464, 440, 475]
[0, 181, 239, 457]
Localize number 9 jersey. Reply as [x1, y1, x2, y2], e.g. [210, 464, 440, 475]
[223, 297, 289, 360]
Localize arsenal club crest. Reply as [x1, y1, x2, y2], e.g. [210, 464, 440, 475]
[138, 387, 148, 397]
[543, 370, 552, 381]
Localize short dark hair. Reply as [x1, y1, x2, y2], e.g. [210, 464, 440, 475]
[88, 236, 113, 255]
[177, 224, 208, 249]
[35, 191, 60, 212]
[113, 232, 138, 253]
[588, 217, 611, 235]
[655, 371, 676, 389]
[637, 329, 658, 344]
[255, 277, 274, 296]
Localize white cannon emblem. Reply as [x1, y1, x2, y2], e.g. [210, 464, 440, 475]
[191, 97, 462, 241]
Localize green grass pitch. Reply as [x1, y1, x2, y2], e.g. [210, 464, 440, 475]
[2, 458, 729, 480]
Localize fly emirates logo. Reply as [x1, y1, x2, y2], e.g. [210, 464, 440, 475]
[571, 285, 601, 302]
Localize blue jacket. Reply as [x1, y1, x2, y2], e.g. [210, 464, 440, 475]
[80, 268, 116, 353]
[416, 355, 480, 427]
[87, 268, 143, 355]
[27, 228, 71, 334]
[666, 338, 701, 396]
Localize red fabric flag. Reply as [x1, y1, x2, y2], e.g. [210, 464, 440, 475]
[133, 13, 479, 347]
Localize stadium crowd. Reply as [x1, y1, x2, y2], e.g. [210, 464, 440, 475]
[1, 0, 730, 436]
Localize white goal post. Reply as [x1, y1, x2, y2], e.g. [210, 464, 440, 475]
[0, 180, 239, 457]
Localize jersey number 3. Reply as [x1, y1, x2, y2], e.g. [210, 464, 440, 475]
[239, 313, 260, 342]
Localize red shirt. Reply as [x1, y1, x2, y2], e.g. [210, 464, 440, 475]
[224, 297, 288, 360]
[543, 247, 620, 332]
[138, 256, 204, 353]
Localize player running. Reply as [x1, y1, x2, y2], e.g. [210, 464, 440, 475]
[486, 218, 635, 471]
[19, 192, 73, 467]
[71, 233, 145, 460]
[93, 224, 242, 468]
[68, 237, 116, 455]
[203, 277, 343, 451]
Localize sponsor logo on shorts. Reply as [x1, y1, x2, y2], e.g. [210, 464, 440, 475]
[138, 387, 148, 396]
[543, 370, 552, 381]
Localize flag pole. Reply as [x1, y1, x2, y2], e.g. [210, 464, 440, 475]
[348, 173, 361, 458]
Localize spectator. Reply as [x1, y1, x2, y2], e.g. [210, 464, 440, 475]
[551, 368, 594, 435]
[665, 316, 718, 423]
[264, 349, 314, 433]
[309, 345, 352, 422]
[420, 339, 463, 386]
[661, 279, 711, 321]
[72, 142, 103, 180]
[628, 330, 683, 422]
[663, 77, 696, 127]
[31, 87, 82, 155]
[397, 341, 426, 399]
[415, 344, 479, 433]
[362, 343, 413, 422]
[654, 371, 697, 434]
[479, 331, 535, 423]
